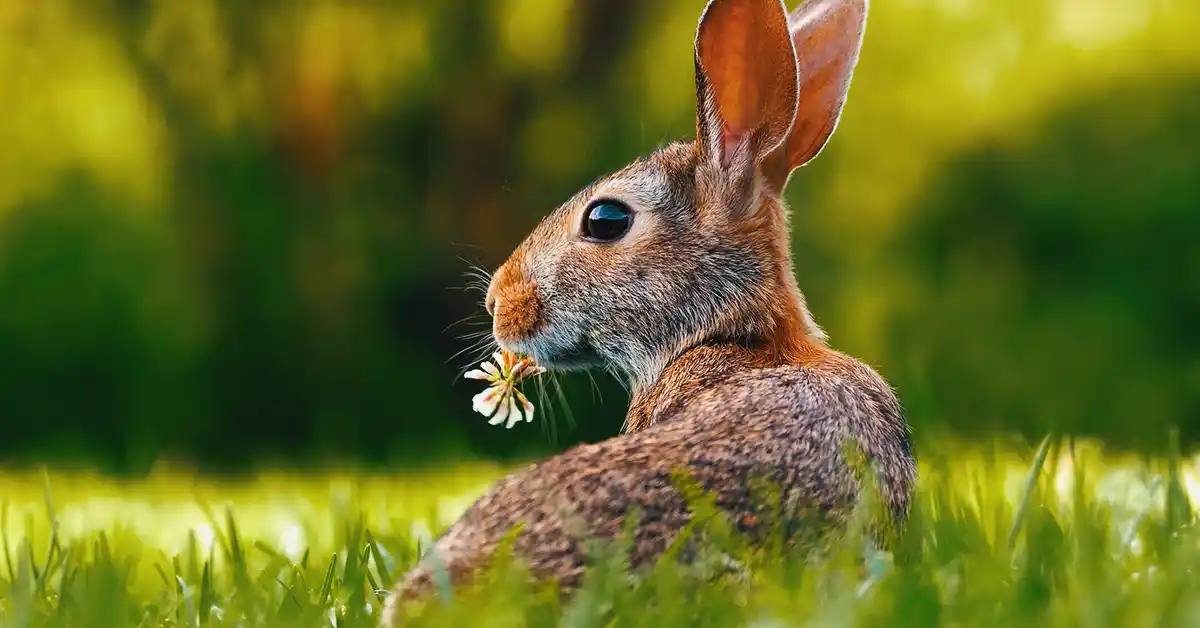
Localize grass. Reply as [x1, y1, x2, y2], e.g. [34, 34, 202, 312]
[2, 435, 1200, 627]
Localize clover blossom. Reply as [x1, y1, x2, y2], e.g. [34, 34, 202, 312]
[465, 350, 546, 428]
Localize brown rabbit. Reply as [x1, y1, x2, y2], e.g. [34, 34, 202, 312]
[382, 0, 914, 623]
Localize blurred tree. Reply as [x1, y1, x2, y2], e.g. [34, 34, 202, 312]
[890, 76, 1200, 452]
[0, 0, 1197, 470]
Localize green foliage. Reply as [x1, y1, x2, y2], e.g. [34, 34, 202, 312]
[0, 0, 1198, 468]
[2, 441, 1200, 626]
[889, 77, 1200, 451]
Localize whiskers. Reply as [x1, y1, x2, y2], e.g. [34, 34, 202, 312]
[448, 329, 499, 383]
[529, 372, 578, 445]
[445, 260, 498, 382]
[443, 257, 601, 442]
[458, 257, 493, 297]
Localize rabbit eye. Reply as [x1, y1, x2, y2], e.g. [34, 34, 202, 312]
[582, 201, 632, 242]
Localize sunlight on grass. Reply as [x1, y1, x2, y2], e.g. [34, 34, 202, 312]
[1, 461, 507, 563]
[0, 439, 1190, 556]
[3, 437, 1200, 626]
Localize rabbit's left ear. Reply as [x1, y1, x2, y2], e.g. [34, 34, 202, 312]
[695, 0, 799, 187]
[764, 0, 870, 190]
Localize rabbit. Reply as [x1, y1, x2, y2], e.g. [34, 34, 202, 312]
[382, 0, 915, 623]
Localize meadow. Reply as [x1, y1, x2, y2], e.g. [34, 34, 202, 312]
[3, 435, 1200, 628]
[1, 2, 1199, 627]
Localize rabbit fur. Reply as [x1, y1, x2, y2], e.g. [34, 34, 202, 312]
[382, 0, 915, 623]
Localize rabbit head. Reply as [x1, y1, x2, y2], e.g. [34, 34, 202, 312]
[484, 0, 868, 390]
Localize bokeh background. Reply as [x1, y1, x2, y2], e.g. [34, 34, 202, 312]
[1, 0, 1197, 475]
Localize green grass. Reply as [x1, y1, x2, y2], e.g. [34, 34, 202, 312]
[2, 436, 1200, 627]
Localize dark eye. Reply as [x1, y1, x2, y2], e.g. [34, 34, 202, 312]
[582, 201, 633, 242]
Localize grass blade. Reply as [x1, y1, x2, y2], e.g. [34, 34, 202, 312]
[1008, 432, 1056, 550]
[2, 499, 15, 583]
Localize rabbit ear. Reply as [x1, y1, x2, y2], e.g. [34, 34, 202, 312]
[765, 0, 868, 187]
[694, 0, 799, 184]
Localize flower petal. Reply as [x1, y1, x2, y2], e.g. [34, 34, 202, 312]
[481, 362, 500, 378]
[511, 360, 545, 382]
[521, 362, 539, 379]
[509, 361, 528, 380]
[489, 393, 511, 426]
[504, 397, 523, 429]
[464, 369, 492, 381]
[472, 387, 501, 417]
[520, 396, 535, 424]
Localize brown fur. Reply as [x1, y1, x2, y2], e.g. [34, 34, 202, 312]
[381, 1, 912, 625]
[488, 249, 544, 342]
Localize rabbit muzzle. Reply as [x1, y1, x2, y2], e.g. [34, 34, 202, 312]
[487, 256, 542, 340]
[485, 253, 602, 370]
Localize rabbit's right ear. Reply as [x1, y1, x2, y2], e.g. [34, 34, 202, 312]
[694, 0, 799, 201]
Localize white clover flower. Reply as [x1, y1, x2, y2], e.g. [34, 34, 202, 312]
[465, 350, 546, 428]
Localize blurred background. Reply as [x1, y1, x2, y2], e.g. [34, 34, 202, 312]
[0, 0, 1196, 475]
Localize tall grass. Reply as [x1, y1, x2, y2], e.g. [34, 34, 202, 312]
[1, 436, 1199, 627]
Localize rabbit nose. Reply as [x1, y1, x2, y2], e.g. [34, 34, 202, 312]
[485, 292, 498, 317]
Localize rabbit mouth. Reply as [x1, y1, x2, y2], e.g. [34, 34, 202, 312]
[499, 333, 599, 371]
[542, 341, 600, 370]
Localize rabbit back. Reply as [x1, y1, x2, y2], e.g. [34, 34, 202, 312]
[384, 350, 914, 619]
